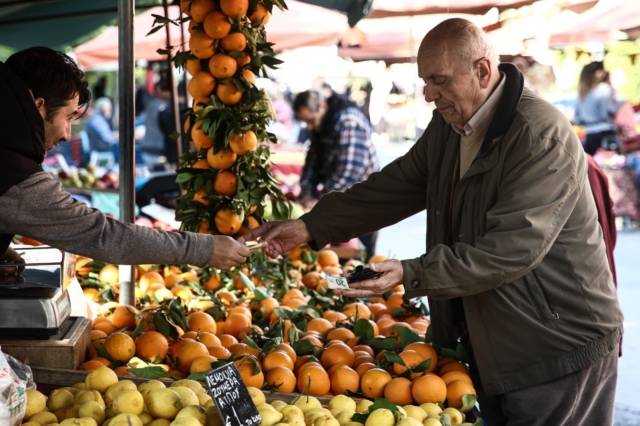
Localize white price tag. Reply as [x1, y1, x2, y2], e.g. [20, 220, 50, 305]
[326, 275, 350, 289]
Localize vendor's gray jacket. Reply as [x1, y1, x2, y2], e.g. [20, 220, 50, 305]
[301, 63, 623, 396]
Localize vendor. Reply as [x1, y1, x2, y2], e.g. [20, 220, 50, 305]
[240, 19, 623, 425]
[0, 47, 250, 275]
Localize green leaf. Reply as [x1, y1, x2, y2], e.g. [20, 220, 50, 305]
[425, 324, 434, 343]
[441, 414, 453, 426]
[440, 348, 462, 361]
[457, 343, 470, 364]
[153, 314, 171, 338]
[397, 326, 421, 348]
[252, 286, 271, 302]
[176, 173, 193, 184]
[473, 418, 485, 426]
[460, 394, 478, 413]
[369, 337, 399, 351]
[350, 413, 368, 424]
[368, 399, 401, 417]
[353, 319, 374, 340]
[244, 333, 260, 350]
[131, 318, 145, 340]
[412, 358, 433, 374]
[273, 307, 291, 319]
[94, 342, 112, 361]
[292, 339, 316, 356]
[383, 351, 405, 366]
[187, 371, 207, 381]
[236, 271, 256, 293]
[147, 25, 165, 36]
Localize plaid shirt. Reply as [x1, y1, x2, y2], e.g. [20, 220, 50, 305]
[300, 107, 379, 198]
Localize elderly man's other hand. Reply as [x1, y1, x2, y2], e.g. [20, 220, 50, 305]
[335, 259, 404, 298]
[208, 236, 252, 270]
[0, 247, 25, 275]
[237, 219, 312, 259]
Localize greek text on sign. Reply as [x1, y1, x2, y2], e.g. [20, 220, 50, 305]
[204, 363, 261, 426]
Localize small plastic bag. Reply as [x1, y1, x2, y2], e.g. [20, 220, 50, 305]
[0, 346, 34, 426]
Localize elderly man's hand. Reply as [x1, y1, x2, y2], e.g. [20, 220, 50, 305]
[237, 219, 312, 259]
[335, 259, 404, 298]
[0, 247, 25, 275]
[208, 236, 252, 270]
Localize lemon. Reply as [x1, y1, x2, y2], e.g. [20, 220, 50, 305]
[270, 400, 287, 412]
[419, 403, 442, 417]
[328, 395, 356, 414]
[205, 405, 224, 426]
[364, 409, 394, 426]
[197, 392, 213, 406]
[246, 386, 266, 406]
[441, 407, 463, 425]
[171, 386, 199, 407]
[147, 388, 182, 420]
[112, 389, 145, 415]
[170, 379, 206, 394]
[25, 389, 47, 419]
[138, 380, 166, 392]
[423, 419, 442, 426]
[171, 418, 203, 426]
[59, 386, 80, 396]
[395, 417, 423, 426]
[22, 422, 41, 426]
[280, 405, 304, 418]
[105, 380, 137, 405]
[403, 406, 427, 422]
[47, 389, 75, 412]
[85, 367, 118, 393]
[80, 418, 99, 426]
[258, 407, 283, 426]
[110, 412, 143, 426]
[73, 382, 87, 390]
[293, 396, 321, 413]
[29, 411, 59, 425]
[305, 412, 327, 426]
[176, 405, 207, 425]
[334, 410, 356, 426]
[305, 408, 332, 419]
[313, 417, 340, 426]
[282, 413, 306, 426]
[79, 400, 106, 425]
[148, 419, 172, 426]
[355, 399, 373, 413]
[139, 411, 154, 425]
[75, 390, 105, 409]
[345, 422, 365, 426]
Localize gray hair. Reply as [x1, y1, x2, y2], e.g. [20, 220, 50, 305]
[94, 97, 112, 114]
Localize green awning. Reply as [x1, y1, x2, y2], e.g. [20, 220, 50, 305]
[297, 0, 374, 27]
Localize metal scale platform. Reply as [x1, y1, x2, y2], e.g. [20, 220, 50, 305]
[0, 245, 76, 338]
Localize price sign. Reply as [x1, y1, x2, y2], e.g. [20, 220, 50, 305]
[325, 275, 350, 290]
[204, 363, 262, 426]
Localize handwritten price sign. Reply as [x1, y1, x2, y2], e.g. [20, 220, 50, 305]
[204, 363, 261, 426]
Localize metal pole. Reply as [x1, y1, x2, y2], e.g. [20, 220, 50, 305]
[118, 0, 136, 306]
[163, 0, 182, 165]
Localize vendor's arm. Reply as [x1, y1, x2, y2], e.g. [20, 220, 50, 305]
[402, 134, 585, 300]
[0, 172, 250, 268]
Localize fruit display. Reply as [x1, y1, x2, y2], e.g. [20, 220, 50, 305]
[49, 165, 119, 190]
[22, 376, 481, 426]
[75, 247, 478, 421]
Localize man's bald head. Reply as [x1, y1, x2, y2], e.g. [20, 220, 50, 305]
[418, 18, 499, 74]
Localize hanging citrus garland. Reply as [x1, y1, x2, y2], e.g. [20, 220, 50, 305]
[151, 0, 290, 238]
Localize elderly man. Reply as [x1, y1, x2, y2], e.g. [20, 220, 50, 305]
[240, 19, 623, 425]
[86, 97, 117, 154]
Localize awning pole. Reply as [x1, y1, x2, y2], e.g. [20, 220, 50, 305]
[118, 0, 136, 306]
[163, 0, 182, 164]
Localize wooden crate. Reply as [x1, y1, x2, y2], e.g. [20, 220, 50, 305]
[0, 317, 91, 370]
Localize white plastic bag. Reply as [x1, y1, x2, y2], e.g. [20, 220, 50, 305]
[0, 346, 33, 426]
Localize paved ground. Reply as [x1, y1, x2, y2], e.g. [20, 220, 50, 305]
[374, 141, 640, 425]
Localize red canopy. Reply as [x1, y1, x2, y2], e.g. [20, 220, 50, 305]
[366, 0, 536, 19]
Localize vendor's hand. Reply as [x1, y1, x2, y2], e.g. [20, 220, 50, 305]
[208, 236, 252, 270]
[0, 247, 25, 275]
[335, 259, 404, 298]
[237, 219, 312, 259]
[299, 195, 318, 210]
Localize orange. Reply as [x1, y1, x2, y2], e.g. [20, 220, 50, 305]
[321, 343, 355, 368]
[229, 344, 260, 359]
[265, 366, 296, 393]
[188, 71, 216, 99]
[203, 11, 232, 39]
[302, 271, 322, 289]
[177, 341, 209, 373]
[300, 335, 324, 349]
[203, 273, 222, 291]
[213, 171, 238, 196]
[285, 298, 307, 309]
[305, 318, 333, 337]
[172, 285, 194, 303]
[317, 249, 339, 267]
[215, 209, 242, 235]
[241, 69, 256, 84]
[329, 365, 359, 395]
[258, 297, 279, 319]
[440, 371, 473, 386]
[199, 219, 214, 234]
[91, 357, 111, 367]
[236, 52, 251, 67]
[167, 369, 187, 378]
[228, 130, 257, 155]
[191, 120, 215, 150]
[343, 302, 372, 321]
[325, 328, 355, 343]
[217, 291, 238, 305]
[139, 270, 165, 291]
[236, 360, 264, 388]
[382, 322, 411, 338]
[192, 97, 210, 111]
[352, 345, 375, 357]
[91, 330, 108, 341]
[439, 361, 470, 376]
[104, 332, 136, 362]
[353, 355, 375, 368]
[190, 0, 218, 23]
[192, 159, 210, 170]
[297, 365, 330, 396]
[355, 362, 376, 377]
[99, 264, 119, 284]
[188, 311, 217, 334]
[190, 355, 218, 374]
[180, 0, 192, 15]
[192, 189, 210, 206]
[393, 350, 425, 377]
[404, 342, 437, 373]
[209, 53, 237, 79]
[88, 339, 105, 359]
[360, 368, 392, 399]
[216, 81, 242, 105]
[249, 2, 270, 26]
[446, 380, 476, 411]
[323, 265, 342, 276]
[224, 312, 251, 338]
[197, 332, 221, 347]
[112, 305, 137, 330]
[411, 373, 447, 405]
[185, 58, 202, 77]
[218, 334, 238, 348]
[81, 360, 105, 371]
[386, 293, 405, 313]
[189, 32, 215, 59]
[437, 357, 458, 368]
[273, 343, 297, 364]
[368, 254, 388, 264]
[281, 289, 305, 305]
[171, 338, 195, 359]
[135, 331, 169, 364]
[220, 32, 247, 52]
[262, 350, 294, 372]
[326, 312, 348, 326]
[220, 0, 249, 18]
[384, 377, 414, 406]
[229, 306, 252, 320]
[208, 345, 232, 359]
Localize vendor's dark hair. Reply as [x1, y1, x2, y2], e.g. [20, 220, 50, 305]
[5, 47, 91, 121]
[578, 61, 605, 100]
[293, 90, 325, 113]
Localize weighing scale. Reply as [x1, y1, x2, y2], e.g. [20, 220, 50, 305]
[0, 245, 75, 338]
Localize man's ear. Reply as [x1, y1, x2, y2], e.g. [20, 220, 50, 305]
[477, 58, 492, 89]
[34, 97, 47, 119]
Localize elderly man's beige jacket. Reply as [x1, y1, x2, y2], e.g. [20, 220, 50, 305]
[301, 63, 623, 396]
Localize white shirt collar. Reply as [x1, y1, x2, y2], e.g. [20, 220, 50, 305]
[452, 72, 506, 137]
